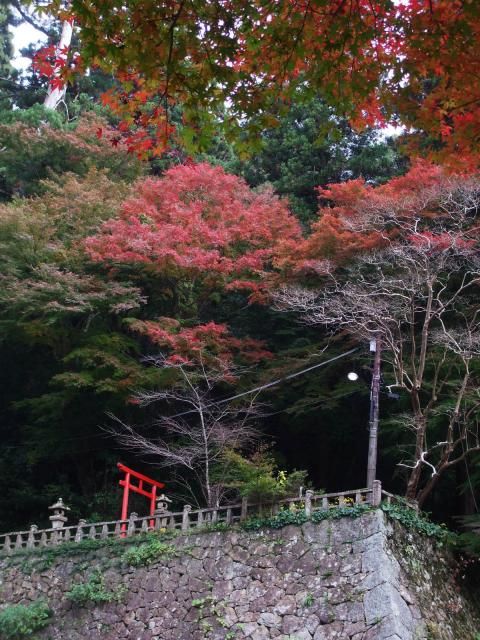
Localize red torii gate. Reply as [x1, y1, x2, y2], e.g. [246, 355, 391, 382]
[117, 463, 165, 527]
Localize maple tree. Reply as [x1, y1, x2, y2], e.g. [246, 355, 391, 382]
[86, 161, 301, 289]
[35, 0, 480, 165]
[276, 160, 451, 271]
[275, 164, 480, 507]
[85, 162, 297, 368]
[128, 319, 272, 371]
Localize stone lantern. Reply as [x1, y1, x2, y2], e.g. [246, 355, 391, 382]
[48, 498, 70, 529]
[154, 494, 172, 517]
[154, 494, 172, 528]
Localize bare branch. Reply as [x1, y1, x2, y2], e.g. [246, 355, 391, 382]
[274, 175, 480, 507]
[105, 356, 264, 507]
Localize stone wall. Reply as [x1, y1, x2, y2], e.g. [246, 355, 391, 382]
[0, 510, 478, 640]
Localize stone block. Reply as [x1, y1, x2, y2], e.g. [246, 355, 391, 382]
[281, 615, 302, 634]
[257, 611, 282, 628]
[273, 595, 297, 615]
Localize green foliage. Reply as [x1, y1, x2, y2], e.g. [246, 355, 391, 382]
[380, 502, 454, 542]
[66, 570, 125, 606]
[457, 516, 480, 558]
[235, 98, 406, 225]
[0, 111, 142, 201]
[223, 448, 308, 506]
[302, 593, 314, 607]
[190, 591, 240, 637]
[310, 504, 372, 522]
[0, 105, 63, 129]
[200, 521, 231, 533]
[9, 536, 131, 573]
[0, 600, 52, 639]
[191, 597, 213, 608]
[5, 529, 185, 575]
[241, 507, 309, 530]
[0, 4, 18, 112]
[0, 163, 154, 531]
[241, 503, 372, 531]
[121, 538, 178, 567]
[459, 532, 480, 557]
[0, 5, 14, 78]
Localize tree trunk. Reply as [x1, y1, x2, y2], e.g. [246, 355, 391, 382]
[43, 18, 73, 110]
[405, 409, 426, 502]
[416, 472, 441, 509]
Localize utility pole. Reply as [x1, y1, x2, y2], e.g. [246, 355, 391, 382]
[367, 336, 381, 489]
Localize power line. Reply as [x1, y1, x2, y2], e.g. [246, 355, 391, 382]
[167, 346, 361, 419]
[3, 346, 360, 448]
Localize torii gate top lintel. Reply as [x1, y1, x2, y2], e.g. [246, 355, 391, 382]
[117, 462, 165, 521]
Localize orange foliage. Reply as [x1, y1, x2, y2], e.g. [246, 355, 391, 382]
[276, 160, 478, 274]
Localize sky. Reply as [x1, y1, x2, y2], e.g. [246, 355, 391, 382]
[11, 21, 46, 71]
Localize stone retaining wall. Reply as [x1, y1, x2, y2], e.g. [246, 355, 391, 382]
[0, 510, 478, 640]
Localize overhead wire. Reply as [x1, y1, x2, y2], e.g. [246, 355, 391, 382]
[2, 345, 361, 449]
[166, 346, 361, 419]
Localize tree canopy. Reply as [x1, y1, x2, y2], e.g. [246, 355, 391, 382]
[1, 9, 480, 537]
[37, 0, 480, 166]
[275, 163, 480, 507]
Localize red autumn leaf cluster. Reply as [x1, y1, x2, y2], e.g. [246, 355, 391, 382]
[85, 162, 301, 285]
[407, 232, 476, 252]
[276, 160, 479, 274]
[33, 44, 83, 90]
[129, 318, 272, 369]
[40, 1, 480, 165]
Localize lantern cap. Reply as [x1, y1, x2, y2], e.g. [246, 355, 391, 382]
[48, 498, 70, 511]
[157, 493, 172, 504]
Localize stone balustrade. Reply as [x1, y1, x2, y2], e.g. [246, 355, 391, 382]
[0, 483, 386, 555]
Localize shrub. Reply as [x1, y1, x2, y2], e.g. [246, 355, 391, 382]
[121, 539, 178, 567]
[0, 600, 52, 639]
[241, 507, 309, 531]
[223, 447, 308, 508]
[311, 504, 372, 522]
[241, 503, 373, 531]
[66, 570, 125, 606]
[380, 502, 454, 542]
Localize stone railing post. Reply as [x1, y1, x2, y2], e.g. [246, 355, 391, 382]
[304, 490, 313, 517]
[75, 519, 87, 542]
[3, 535, 12, 554]
[182, 505, 191, 531]
[127, 512, 138, 537]
[27, 525, 38, 549]
[372, 480, 382, 506]
[240, 497, 248, 521]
